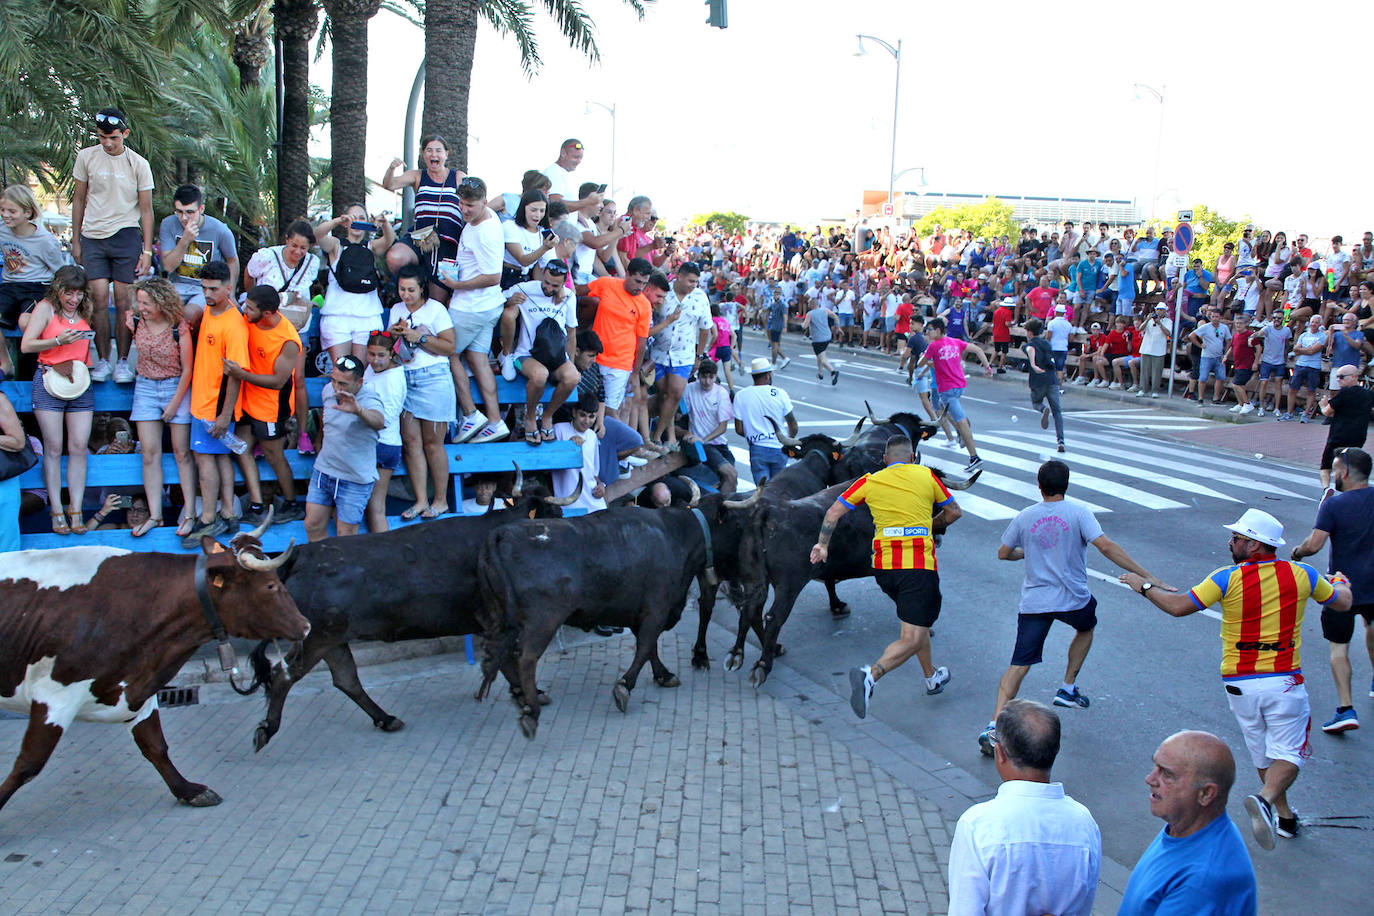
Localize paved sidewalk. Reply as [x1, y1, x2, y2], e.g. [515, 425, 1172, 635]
[1162, 414, 1329, 467]
[1, 623, 977, 915]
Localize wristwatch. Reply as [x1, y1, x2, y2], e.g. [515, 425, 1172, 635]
[418, 334, 429, 349]
[1140, 581, 1154, 596]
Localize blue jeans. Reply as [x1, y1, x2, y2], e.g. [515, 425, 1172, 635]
[747, 444, 787, 486]
[1030, 381, 1064, 443]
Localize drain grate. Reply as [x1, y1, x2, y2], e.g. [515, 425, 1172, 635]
[157, 685, 200, 708]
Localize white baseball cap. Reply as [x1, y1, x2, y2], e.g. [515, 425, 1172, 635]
[1224, 508, 1285, 547]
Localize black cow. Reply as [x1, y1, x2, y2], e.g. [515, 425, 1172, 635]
[477, 493, 752, 738]
[237, 470, 579, 752]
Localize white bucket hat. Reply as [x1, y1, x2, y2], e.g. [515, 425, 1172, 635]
[748, 357, 775, 375]
[1224, 508, 1285, 547]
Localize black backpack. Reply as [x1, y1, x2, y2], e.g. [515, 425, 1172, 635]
[333, 241, 380, 294]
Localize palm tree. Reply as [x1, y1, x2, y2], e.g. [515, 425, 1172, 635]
[274, 0, 320, 234]
[232, 2, 276, 88]
[420, 0, 645, 173]
[323, 0, 382, 213]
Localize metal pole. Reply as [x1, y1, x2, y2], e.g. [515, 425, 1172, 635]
[1150, 98, 1164, 222]
[401, 58, 427, 228]
[888, 40, 901, 209]
[1168, 256, 1184, 397]
[610, 104, 617, 198]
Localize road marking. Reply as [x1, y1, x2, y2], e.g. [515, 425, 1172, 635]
[789, 398, 863, 418]
[1088, 568, 1222, 620]
[940, 489, 1018, 520]
[1069, 431, 1316, 486]
[944, 467, 1111, 514]
[962, 396, 997, 405]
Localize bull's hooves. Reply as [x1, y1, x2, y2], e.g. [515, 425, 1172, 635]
[724, 653, 743, 672]
[536, 690, 552, 707]
[774, 644, 787, 657]
[252, 726, 271, 753]
[830, 605, 851, 618]
[691, 656, 711, 671]
[749, 667, 769, 689]
[654, 675, 681, 688]
[612, 683, 630, 713]
[178, 787, 223, 807]
[377, 717, 405, 732]
[518, 716, 538, 740]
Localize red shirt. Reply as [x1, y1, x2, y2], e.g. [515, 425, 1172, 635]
[895, 301, 914, 334]
[1027, 287, 1056, 320]
[1122, 326, 1142, 357]
[1088, 332, 1109, 355]
[1230, 329, 1256, 370]
[992, 306, 1014, 342]
[1104, 329, 1128, 356]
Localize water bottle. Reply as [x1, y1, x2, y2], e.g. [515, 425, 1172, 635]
[218, 428, 248, 455]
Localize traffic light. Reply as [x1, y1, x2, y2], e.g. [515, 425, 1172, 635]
[705, 0, 727, 28]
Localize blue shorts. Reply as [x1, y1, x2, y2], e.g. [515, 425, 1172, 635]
[30, 368, 95, 413]
[654, 363, 692, 382]
[189, 416, 231, 454]
[376, 442, 404, 471]
[1291, 365, 1322, 390]
[402, 362, 457, 423]
[130, 375, 191, 424]
[1199, 356, 1226, 382]
[912, 365, 933, 394]
[1051, 351, 1067, 371]
[933, 386, 967, 423]
[1011, 596, 1098, 666]
[1258, 362, 1286, 381]
[837, 313, 854, 327]
[884, 317, 896, 332]
[307, 467, 372, 526]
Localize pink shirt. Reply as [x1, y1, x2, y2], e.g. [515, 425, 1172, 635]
[927, 337, 969, 392]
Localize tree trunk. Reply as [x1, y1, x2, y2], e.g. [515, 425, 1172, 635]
[275, 0, 319, 238]
[325, 2, 378, 215]
[238, 62, 262, 89]
[422, 0, 479, 172]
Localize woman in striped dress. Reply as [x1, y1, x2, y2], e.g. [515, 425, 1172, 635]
[382, 134, 465, 303]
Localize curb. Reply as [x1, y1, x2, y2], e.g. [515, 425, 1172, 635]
[173, 636, 470, 687]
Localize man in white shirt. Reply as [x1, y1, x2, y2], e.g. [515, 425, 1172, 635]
[649, 263, 713, 447]
[733, 358, 797, 486]
[682, 360, 737, 494]
[553, 394, 608, 514]
[541, 139, 602, 215]
[948, 699, 1101, 916]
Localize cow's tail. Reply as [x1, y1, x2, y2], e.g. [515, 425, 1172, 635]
[475, 536, 519, 702]
[230, 641, 274, 696]
[736, 508, 771, 618]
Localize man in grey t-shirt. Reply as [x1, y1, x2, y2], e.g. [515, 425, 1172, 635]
[979, 460, 1167, 756]
[158, 184, 239, 317]
[305, 355, 385, 541]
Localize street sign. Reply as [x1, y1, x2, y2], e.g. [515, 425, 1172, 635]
[1176, 209, 1193, 222]
[1174, 221, 1194, 254]
[880, 202, 894, 217]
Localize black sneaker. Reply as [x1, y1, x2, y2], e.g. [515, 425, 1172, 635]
[241, 503, 269, 528]
[1276, 813, 1300, 839]
[593, 625, 624, 637]
[1243, 794, 1277, 850]
[965, 456, 983, 472]
[831, 369, 839, 386]
[179, 515, 227, 549]
[1057, 442, 1065, 453]
[219, 514, 241, 536]
[274, 500, 307, 524]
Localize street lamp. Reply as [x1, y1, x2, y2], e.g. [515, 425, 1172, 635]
[1133, 82, 1165, 222]
[855, 34, 902, 210]
[892, 166, 928, 194]
[585, 100, 616, 198]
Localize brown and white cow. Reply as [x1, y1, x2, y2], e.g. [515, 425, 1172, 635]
[0, 524, 307, 813]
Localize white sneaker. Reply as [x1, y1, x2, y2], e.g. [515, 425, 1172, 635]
[499, 352, 517, 381]
[471, 420, 510, 444]
[453, 411, 485, 443]
[1135, 389, 1146, 397]
[112, 358, 134, 384]
[1255, 407, 1265, 417]
[1108, 382, 1123, 390]
[1151, 392, 1160, 399]
[624, 455, 648, 467]
[1239, 403, 1255, 415]
[1126, 385, 1139, 393]
[777, 357, 791, 370]
[89, 358, 112, 383]
[1094, 379, 1107, 388]
[848, 665, 876, 718]
[1229, 403, 1243, 413]
[925, 666, 951, 695]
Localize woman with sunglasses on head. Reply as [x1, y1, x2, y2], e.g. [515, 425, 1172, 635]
[20, 265, 95, 535]
[362, 328, 407, 532]
[0, 185, 66, 376]
[315, 203, 394, 366]
[382, 134, 465, 303]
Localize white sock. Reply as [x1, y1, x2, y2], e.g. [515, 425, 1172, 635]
[1061, 682, 1076, 694]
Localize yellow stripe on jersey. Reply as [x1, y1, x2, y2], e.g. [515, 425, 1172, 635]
[838, 462, 953, 571]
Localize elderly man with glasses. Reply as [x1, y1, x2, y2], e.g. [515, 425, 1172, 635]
[1121, 509, 1353, 849]
[1314, 361, 1374, 493]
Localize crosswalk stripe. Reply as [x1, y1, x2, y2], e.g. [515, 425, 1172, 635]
[729, 446, 757, 490]
[922, 439, 1188, 510]
[977, 432, 1241, 504]
[937, 488, 1019, 521]
[937, 465, 1112, 514]
[1068, 430, 1316, 487]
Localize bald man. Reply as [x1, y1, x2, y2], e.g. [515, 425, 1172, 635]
[1118, 731, 1257, 915]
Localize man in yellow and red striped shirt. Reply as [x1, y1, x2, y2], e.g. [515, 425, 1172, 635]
[1122, 508, 1352, 852]
[811, 435, 963, 719]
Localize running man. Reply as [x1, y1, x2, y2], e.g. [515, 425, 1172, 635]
[801, 298, 840, 385]
[917, 316, 993, 471]
[811, 436, 962, 718]
[1121, 508, 1352, 848]
[981, 459, 1168, 754]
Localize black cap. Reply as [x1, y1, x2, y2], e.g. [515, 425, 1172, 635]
[334, 354, 365, 376]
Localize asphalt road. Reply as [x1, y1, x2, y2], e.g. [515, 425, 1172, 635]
[711, 330, 1370, 914]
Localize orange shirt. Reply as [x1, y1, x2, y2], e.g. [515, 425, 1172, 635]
[589, 276, 650, 371]
[240, 317, 301, 424]
[37, 310, 92, 366]
[191, 304, 250, 421]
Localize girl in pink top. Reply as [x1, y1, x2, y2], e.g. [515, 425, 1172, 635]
[19, 265, 95, 534]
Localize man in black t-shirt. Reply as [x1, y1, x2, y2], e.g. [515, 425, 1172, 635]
[1024, 318, 1065, 452]
[1318, 366, 1374, 492]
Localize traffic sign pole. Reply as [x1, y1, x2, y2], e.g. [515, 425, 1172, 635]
[1166, 216, 1194, 398]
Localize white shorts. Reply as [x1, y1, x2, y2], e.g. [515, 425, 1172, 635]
[601, 366, 632, 409]
[320, 313, 382, 351]
[1225, 674, 1311, 769]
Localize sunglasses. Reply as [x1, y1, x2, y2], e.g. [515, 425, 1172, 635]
[94, 114, 126, 130]
[369, 330, 396, 344]
[458, 176, 483, 190]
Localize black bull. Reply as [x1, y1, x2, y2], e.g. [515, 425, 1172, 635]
[235, 475, 578, 752]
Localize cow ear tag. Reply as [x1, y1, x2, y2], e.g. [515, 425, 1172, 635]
[210, 574, 225, 588]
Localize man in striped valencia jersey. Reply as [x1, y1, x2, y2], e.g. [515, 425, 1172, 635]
[1121, 508, 1352, 852]
[810, 436, 964, 719]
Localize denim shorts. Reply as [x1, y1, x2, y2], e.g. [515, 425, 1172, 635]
[655, 364, 692, 382]
[376, 442, 404, 471]
[1198, 356, 1226, 382]
[837, 313, 854, 327]
[402, 362, 457, 423]
[912, 365, 933, 394]
[1051, 351, 1067, 371]
[307, 467, 372, 526]
[130, 375, 191, 423]
[1291, 365, 1323, 391]
[934, 386, 967, 423]
[747, 444, 788, 486]
[448, 304, 502, 354]
[1258, 362, 1285, 381]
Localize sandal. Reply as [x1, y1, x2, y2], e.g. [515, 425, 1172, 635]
[540, 426, 556, 442]
[400, 505, 427, 521]
[176, 513, 196, 537]
[421, 504, 449, 519]
[131, 516, 163, 538]
[51, 511, 71, 536]
[68, 507, 87, 535]
[524, 427, 541, 447]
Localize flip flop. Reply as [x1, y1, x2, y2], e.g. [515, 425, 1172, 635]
[131, 516, 163, 538]
[176, 513, 196, 537]
[540, 426, 556, 442]
[524, 427, 541, 447]
[421, 505, 450, 519]
[400, 505, 427, 522]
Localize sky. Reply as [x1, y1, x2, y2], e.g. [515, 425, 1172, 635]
[316, 0, 1374, 236]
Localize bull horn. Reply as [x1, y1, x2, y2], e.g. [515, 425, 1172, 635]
[766, 417, 801, 448]
[543, 473, 583, 506]
[865, 400, 891, 427]
[510, 462, 523, 498]
[942, 469, 982, 490]
[246, 505, 275, 540]
[685, 477, 701, 507]
[724, 487, 763, 508]
[838, 416, 866, 447]
[237, 540, 295, 572]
